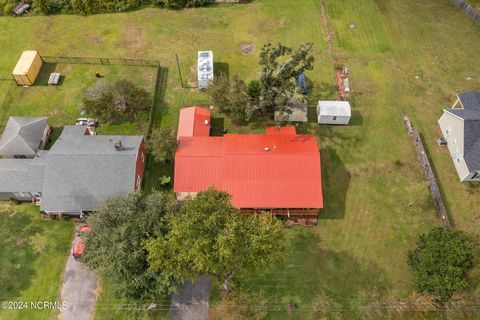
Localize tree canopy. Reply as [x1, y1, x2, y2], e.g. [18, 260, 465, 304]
[83, 79, 150, 123]
[148, 127, 178, 163]
[145, 188, 285, 289]
[407, 227, 477, 302]
[258, 42, 314, 119]
[207, 74, 253, 123]
[82, 192, 178, 300]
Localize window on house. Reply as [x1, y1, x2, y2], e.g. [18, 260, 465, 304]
[333, 116, 337, 121]
[141, 152, 145, 163]
[446, 126, 452, 134]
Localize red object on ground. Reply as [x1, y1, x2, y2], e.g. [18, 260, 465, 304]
[336, 71, 344, 96]
[174, 124, 323, 209]
[72, 237, 85, 260]
[177, 106, 211, 139]
[79, 225, 91, 233]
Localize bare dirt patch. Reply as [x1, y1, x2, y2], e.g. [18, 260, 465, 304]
[240, 43, 256, 54]
[122, 24, 145, 56]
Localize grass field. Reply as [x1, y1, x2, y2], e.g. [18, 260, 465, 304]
[0, 203, 74, 320]
[0, 0, 479, 319]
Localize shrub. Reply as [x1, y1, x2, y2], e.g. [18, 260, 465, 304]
[407, 227, 477, 302]
[0, 0, 18, 15]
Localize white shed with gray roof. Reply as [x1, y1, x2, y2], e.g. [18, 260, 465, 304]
[317, 101, 351, 125]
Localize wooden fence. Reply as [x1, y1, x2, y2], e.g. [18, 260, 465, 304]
[450, 0, 480, 22]
[402, 114, 451, 228]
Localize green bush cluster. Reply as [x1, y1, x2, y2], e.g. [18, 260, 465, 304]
[0, 0, 211, 16]
[0, 0, 18, 15]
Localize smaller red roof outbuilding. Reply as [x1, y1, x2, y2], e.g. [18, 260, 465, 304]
[177, 106, 211, 139]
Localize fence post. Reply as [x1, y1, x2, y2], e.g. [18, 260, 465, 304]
[175, 54, 184, 89]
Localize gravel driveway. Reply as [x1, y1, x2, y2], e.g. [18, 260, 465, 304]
[170, 276, 211, 320]
[57, 234, 98, 320]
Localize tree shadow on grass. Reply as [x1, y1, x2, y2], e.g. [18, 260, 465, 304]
[418, 132, 455, 228]
[319, 147, 351, 220]
[213, 62, 229, 79]
[350, 110, 363, 126]
[210, 117, 225, 136]
[0, 211, 42, 298]
[236, 229, 391, 319]
[154, 67, 169, 129]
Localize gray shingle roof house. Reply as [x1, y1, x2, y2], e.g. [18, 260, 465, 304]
[438, 90, 480, 181]
[0, 125, 146, 215]
[0, 117, 51, 158]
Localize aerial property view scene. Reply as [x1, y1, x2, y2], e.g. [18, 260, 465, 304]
[0, 0, 480, 319]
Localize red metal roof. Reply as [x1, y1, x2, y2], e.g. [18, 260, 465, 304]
[177, 106, 211, 139]
[265, 126, 297, 136]
[174, 127, 323, 209]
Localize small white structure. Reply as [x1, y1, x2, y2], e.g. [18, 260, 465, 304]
[317, 101, 351, 125]
[198, 51, 213, 89]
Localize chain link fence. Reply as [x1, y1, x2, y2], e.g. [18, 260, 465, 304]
[42, 56, 160, 67]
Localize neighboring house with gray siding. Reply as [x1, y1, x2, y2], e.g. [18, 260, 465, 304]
[0, 117, 51, 158]
[0, 125, 146, 215]
[438, 91, 480, 182]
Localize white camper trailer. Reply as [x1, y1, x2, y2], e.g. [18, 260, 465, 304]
[317, 101, 351, 125]
[198, 51, 213, 89]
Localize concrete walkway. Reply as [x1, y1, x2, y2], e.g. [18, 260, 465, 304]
[58, 236, 98, 320]
[170, 276, 211, 320]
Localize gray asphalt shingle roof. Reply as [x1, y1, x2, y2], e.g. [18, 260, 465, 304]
[0, 117, 48, 157]
[0, 125, 143, 212]
[0, 159, 44, 193]
[458, 91, 480, 111]
[39, 126, 143, 212]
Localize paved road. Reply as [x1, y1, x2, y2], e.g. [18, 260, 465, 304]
[57, 236, 98, 320]
[170, 276, 211, 320]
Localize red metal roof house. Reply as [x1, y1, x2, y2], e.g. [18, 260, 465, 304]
[174, 106, 323, 223]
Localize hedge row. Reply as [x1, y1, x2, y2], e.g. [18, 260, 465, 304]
[0, 0, 211, 15]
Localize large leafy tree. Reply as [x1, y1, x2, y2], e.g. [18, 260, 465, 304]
[148, 127, 177, 163]
[407, 227, 477, 302]
[83, 79, 150, 122]
[145, 188, 285, 290]
[207, 74, 252, 123]
[82, 192, 178, 299]
[258, 42, 314, 118]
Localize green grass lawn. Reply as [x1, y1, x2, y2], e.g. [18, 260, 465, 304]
[0, 0, 479, 319]
[0, 203, 74, 320]
[468, 0, 480, 10]
[0, 63, 158, 135]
